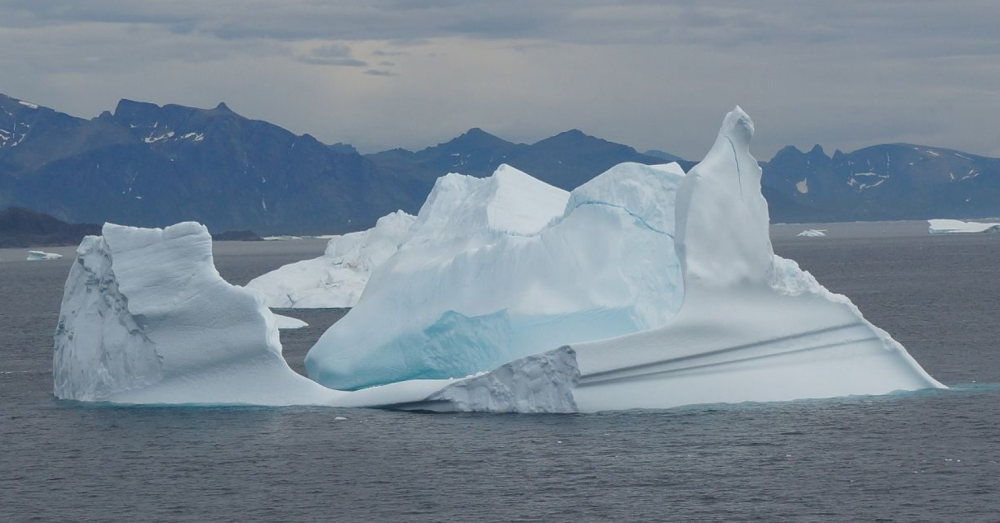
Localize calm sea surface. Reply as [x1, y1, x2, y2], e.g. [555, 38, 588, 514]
[1, 222, 999, 522]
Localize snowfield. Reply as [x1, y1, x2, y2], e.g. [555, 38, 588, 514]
[53, 108, 944, 412]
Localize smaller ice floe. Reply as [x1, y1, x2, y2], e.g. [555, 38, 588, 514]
[246, 211, 415, 309]
[274, 314, 308, 330]
[797, 229, 827, 237]
[27, 251, 63, 261]
[928, 219, 1000, 234]
[262, 235, 304, 241]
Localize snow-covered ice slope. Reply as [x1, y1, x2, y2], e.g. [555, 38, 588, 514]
[246, 211, 415, 308]
[53, 222, 341, 405]
[564, 107, 944, 411]
[928, 219, 1000, 234]
[306, 163, 686, 390]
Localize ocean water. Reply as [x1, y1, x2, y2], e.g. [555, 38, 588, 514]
[2, 223, 999, 522]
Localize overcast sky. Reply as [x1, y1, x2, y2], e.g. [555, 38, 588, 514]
[1, 0, 998, 159]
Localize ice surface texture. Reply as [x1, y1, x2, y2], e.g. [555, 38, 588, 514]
[54, 108, 944, 412]
[246, 211, 415, 308]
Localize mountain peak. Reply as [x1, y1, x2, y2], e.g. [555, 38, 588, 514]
[555, 129, 588, 139]
[436, 127, 511, 151]
[214, 102, 233, 113]
[462, 127, 490, 137]
[808, 144, 827, 157]
[114, 98, 159, 117]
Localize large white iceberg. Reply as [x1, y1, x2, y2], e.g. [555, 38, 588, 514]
[928, 219, 1000, 234]
[246, 211, 415, 308]
[307, 107, 944, 409]
[54, 108, 944, 412]
[797, 229, 827, 237]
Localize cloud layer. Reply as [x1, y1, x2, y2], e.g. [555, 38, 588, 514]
[1, 1, 998, 157]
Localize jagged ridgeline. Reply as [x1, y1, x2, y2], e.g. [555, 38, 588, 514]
[4, 93, 997, 235]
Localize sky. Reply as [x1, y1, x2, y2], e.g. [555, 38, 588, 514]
[1, 0, 998, 160]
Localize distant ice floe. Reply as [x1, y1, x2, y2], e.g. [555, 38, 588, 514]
[261, 235, 304, 241]
[53, 108, 944, 412]
[797, 229, 827, 237]
[928, 219, 1000, 234]
[27, 251, 63, 261]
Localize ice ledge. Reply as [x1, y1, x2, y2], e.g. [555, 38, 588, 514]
[423, 346, 580, 413]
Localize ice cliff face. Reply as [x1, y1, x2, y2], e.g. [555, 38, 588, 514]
[305, 162, 686, 390]
[53, 222, 339, 405]
[245, 211, 415, 309]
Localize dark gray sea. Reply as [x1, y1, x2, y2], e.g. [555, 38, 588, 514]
[1, 222, 998, 522]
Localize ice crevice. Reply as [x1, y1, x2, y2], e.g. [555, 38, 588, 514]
[725, 135, 744, 200]
[559, 200, 675, 237]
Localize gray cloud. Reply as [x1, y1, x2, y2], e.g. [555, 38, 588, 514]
[0, 1, 997, 158]
[296, 43, 367, 67]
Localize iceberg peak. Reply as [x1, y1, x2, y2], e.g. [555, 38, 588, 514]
[722, 105, 754, 146]
[676, 106, 771, 289]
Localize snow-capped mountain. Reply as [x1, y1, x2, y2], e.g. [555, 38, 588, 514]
[2, 92, 998, 232]
[761, 143, 1000, 221]
[0, 93, 426, 235]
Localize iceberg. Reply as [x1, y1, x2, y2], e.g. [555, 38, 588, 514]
[54, 108, 944, 412]
[27, 250, 63, 261]
[307, 107, 944, 410]
[246, 211, 415, 308]
[797, 229, 827, 237]
[928, 219, 1000, 234]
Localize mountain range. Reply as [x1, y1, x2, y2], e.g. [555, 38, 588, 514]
[1, 93, 997, 234]
[0, 207, 101, 248]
